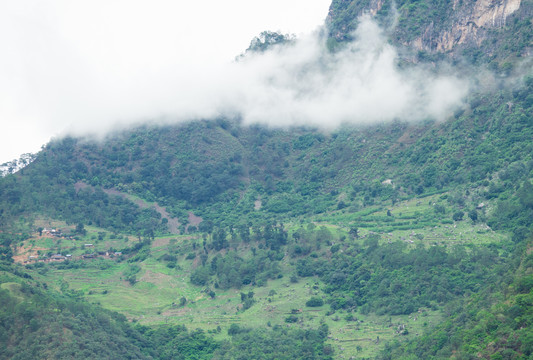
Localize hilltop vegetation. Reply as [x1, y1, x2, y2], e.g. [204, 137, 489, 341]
[380, 236, 533, 360]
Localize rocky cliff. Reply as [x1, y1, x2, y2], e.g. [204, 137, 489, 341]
[413, 0, 521, 52]
[327, 0, 532, 61]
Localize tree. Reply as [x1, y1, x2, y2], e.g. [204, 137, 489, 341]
[212, 228, 228, 251]
[75, 223, 87, 236]
[245, 31, 294, 54]
[227, 324, 243, 336]
[434, 204, 446, 214]
[306, 297, 324, 307]
[468, 209, 478, 222]
[518, 180, 533, 209]
[190, 267, 209, 286]
[453, 211, 464, 221]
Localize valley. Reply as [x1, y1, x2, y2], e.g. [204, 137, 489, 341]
[0, 0, 531, 359]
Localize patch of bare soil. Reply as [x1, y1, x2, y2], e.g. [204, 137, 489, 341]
[13, 245, 48, 263]
[254, 199, 262, 211]
[396, 129, 417, 145]
[74, 181, 91, 192]
[187, 212, 203, 227]
[103, 188, 124, 197]
[154, 204, 181, 234]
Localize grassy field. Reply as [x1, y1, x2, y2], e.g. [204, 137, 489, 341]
[17, 193, 506, 359]
[23, 220, 449, 359]
[28, 253, 442, 359]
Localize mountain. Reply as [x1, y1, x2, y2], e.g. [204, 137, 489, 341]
[0, 1, 532, 359]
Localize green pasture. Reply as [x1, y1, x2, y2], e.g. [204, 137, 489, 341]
[30, 251, 443, 359]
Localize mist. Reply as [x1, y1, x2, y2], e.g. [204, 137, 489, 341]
[227, 17, 468, 128]
[0, 0, 331, 163]
[0, 2, 471, 163]
[58, 16, 468, 138]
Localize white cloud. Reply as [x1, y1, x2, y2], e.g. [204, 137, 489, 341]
[0, 2, 469, 163]
[164, 15, 468, 129]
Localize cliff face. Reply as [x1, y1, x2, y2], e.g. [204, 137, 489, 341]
[327, 0, 531, 60]
[414, 0, 522, 52]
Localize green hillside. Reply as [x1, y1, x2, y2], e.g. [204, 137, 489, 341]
[0, 0, 532, 359]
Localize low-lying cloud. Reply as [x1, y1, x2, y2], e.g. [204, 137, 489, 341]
[2, 10, 469, 150]
[227, 17, 468, 128]
[70, 16, 468, 135]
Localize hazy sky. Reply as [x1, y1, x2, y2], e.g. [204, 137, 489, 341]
[0, 0, 331, 164]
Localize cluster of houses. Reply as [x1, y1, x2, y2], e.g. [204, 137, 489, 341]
[22, 227, 124, 264]
[42, 228, 63, 237]
[41, 228, 77, 241]
[24, 253, 72, 264]
[25, 248, 123, 263]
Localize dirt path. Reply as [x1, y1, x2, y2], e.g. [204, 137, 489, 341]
[154, 204, 181, 234]
[74, 182, 203, 235]
[102, 188, 181, 234]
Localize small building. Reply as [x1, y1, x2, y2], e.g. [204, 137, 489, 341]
[84, 244, 94, 247]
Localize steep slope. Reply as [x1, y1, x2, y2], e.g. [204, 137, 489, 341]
[0, 263, 152, 359]
[380, 235, 533, 359]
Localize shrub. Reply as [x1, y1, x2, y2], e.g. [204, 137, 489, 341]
[285, 315, 299, 323]
[306, 296, 324, 307]
[453, 211, 464, 221]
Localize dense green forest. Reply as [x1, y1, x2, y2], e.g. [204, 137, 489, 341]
[1, 0, 532, 359]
